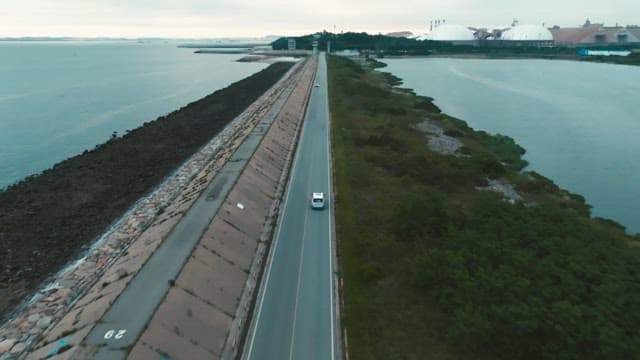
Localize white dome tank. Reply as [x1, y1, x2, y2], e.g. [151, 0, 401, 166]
[426, 24, 475, 41]
[501, 24, 553, 41]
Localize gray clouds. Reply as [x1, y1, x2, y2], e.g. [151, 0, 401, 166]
[1, 0, 638, 38]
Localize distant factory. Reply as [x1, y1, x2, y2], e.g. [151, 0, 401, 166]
[413, 19, 640, 47]
[550, 21, 640, 45]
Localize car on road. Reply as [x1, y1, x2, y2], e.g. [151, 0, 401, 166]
[311, 192, 325, 209]
[314, 83, 320, 87]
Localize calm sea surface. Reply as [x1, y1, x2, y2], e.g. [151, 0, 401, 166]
[382, 58, 640, 234]
[0, 42, 266, 189]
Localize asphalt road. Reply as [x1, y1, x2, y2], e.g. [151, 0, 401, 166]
[244, 53, 335, 360]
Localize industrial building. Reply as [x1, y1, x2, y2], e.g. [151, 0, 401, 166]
[550, 24, 640, 45]
[500, 24, 554, 45]
[421, 19, 640, 47]
[287, 38, 296, 50]
[425, 22, 553, 46]
[424, 23, 478, 45]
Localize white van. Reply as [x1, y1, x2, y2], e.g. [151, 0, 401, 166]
[311, 192, 326, 210]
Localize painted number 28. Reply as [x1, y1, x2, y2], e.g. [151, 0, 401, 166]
[104, 329, 127, 340]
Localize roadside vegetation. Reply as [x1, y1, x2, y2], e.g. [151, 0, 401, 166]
[328, 55, 640, 359]
[581, 51, 640, 66]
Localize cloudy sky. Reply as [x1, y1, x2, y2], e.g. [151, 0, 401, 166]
[1, 0, 638, 38]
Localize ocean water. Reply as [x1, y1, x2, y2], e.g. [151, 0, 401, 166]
[0, 41, 267, 189]
[381, 58, 640, 234]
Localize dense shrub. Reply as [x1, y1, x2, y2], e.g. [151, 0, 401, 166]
[329, 54, 640, 360]
[412, 199, 640, 359]
[476, 132, 528, 170]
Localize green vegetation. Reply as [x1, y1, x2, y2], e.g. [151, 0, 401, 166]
[328, 55, 640, 359]
[581, 52, 640, 66]
[476, 132, 528, 170]
[274, 32, 640, 65]
[272, 32, 468, 55]
[273, 31, 589, 57]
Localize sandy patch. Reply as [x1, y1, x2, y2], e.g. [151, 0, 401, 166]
[414, 118, 464, 156]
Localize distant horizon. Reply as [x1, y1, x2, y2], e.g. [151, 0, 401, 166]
[2, 20, 639, 41]
[0, 35, 282, 41]
[4, 0, 639, 39]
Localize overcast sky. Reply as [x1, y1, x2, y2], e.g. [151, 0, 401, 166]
[1, 0, 638, 38]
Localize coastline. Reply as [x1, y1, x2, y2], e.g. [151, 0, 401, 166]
[0, 62, 294, 320]
[373, 57, 640, 234]
[362, 56, 638, 236]
[381, 52, 640, 66]
[384, 53, 575, 60]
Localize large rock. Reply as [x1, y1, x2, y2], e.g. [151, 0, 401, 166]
[0, 338, 17, 353]
[10, 341, 26, 353]
[27, 313, 41, 323]
[35, 315, 52, 329]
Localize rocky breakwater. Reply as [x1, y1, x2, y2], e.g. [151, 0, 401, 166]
[0, 62, 297, 358]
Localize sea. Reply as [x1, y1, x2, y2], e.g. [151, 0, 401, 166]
[0, 41, 267, 190]
[382, 58, 640, 234]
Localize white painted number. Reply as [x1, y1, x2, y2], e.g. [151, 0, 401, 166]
[104, 329, 127, 340]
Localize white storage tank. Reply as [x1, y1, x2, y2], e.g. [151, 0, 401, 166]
[425, 24, 476, 41]
[501, 24, 554, 41]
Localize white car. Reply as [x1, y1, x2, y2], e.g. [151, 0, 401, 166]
[311, 192, 326, 209]
[314, 83, 320, 88]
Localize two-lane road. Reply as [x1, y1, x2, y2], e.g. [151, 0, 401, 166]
[244, 53, 336, 360]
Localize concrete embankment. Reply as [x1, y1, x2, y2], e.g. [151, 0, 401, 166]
[2, 57, 317, 359]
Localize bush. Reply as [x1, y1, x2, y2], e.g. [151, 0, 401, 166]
[411, 199, 640, 359]
[518, 171, 561, 194]
[477, 133, 528, 170]
[390, 191, 448, 241]
[444, 129, 464, 137]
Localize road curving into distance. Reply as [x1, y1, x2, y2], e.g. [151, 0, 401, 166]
[244, 53, 337, 360]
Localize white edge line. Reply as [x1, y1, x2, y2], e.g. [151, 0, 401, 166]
[245, 63, 312, 360]
[323, 53, 337, 360]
